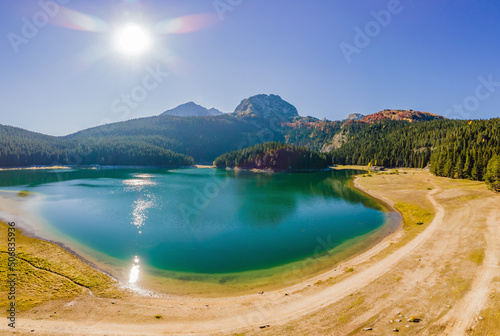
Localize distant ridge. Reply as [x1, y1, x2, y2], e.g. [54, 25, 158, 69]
[357, 109, 445, 123]
[161, 102, 224, 117]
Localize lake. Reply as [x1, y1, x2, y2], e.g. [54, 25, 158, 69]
[0, 168, 392, 289]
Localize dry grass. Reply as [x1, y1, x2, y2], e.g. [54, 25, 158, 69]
[395, 202, 434, 228]
[468, 249, 485, 265]
[335, 293, 366, 325]
[17, 190, 35, 197]
[0, 222, 121, 311]
[473, 299, 500, 334]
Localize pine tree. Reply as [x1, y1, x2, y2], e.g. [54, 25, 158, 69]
[454, 156, 464, 179]
[484, 155, 500, 192]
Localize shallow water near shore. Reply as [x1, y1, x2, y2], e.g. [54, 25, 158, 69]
[0, 168, 393, 292]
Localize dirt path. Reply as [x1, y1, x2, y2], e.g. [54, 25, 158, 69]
[439, 207, 500, 335]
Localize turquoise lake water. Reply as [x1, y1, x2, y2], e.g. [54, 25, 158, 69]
[0, 168, 387, 275]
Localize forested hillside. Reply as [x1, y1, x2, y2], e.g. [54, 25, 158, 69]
[213, 142, 330, 171]
[330, 120, 445, 168]
[282, 118, 342, 151]
[0, 125, 194, 168]
[67, 114, 263, 163]
[430, 119, 500, 183]
[329, 118, 500, 190]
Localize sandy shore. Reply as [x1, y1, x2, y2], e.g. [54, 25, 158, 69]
[2, 169, 500, 335]
[0, 166, 72, 171]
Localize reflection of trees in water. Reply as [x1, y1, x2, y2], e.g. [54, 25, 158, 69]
[234, 169, 382, 227]
[0, 169, 136, 187]
[315, 175, 383, 210]
[0, 168, 190, 188]
[236, 191, 298, 227]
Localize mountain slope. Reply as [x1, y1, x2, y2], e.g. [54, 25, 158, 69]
[0, 124, 194, 167]
[66, 114, 262, 163]
[330, 118, 500, 171]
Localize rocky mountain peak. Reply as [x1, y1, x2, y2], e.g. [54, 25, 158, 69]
[161, 102, 223, 117]
[234, 94, 299, 120]
[345, 113, 365, 121]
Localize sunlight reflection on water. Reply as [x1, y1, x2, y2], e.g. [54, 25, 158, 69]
[123, 178, 155, 188]
[129, 255, 140, 284]
[132, 197, 156, 229]
[123, 175, 159, 232]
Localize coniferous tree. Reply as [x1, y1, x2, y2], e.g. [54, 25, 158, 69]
[484, 155, 500, 192]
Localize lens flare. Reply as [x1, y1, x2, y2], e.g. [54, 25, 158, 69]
[51, 7, 108, 32]
[154, 13, 219, 35]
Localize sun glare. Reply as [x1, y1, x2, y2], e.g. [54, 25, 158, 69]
[115, 24, 151, 56]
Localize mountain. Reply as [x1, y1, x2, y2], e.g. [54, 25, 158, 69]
[358, 109, 445, 123]
[207, 108, 223, 116]
[161, 102, 223, 117]
[3, 91, 498, 192]
[0, 95, 445, 166]
[60, 94, 305, 164]
[234, 94, 299, 120]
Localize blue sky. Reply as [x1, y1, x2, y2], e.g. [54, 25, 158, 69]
[1, 0, 499, 136]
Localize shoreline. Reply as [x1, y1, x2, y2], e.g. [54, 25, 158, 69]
[218, 166, 333, 173]
[0, 192, 119, 283]
[3, 169, 500, 335]
[0, 169, 401, 298]
[0, 164, 197, 172]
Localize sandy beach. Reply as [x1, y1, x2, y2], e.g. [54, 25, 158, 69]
[1, 169, 499, 335]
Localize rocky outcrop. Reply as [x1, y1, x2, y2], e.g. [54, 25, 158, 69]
[345, 113, 364, 121]
[320, 131, 348, 152]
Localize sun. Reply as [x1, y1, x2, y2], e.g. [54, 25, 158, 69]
[114, 24, 152, 56]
